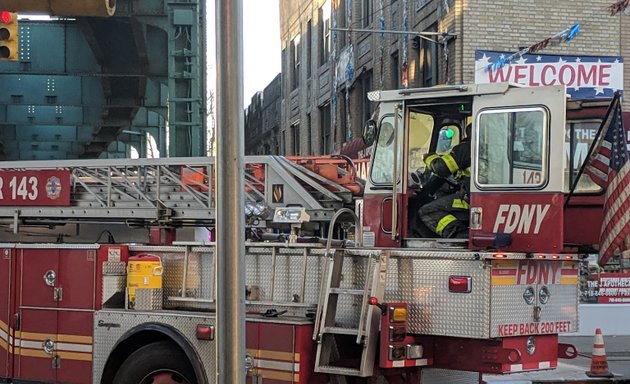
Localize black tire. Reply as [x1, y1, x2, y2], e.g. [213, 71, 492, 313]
[113, 340, 196, 384]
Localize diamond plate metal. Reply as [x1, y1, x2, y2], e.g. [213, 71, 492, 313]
[120, 245, 578, 340]
[245, 245, 325, 307]
[135, 288, 163, 311]
[93, 310, 215, 384]
[384, 257, 492, 338]
[103, 261, 126, 275]
[490, 281, 579, 337]
[102, 275, 126, 308]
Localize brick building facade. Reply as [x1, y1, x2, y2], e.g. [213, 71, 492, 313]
[245, 74, 282, 155]
[245, 0, 628, 156]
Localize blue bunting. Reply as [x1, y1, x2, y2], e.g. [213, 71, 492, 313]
[486, 23, 581, 72]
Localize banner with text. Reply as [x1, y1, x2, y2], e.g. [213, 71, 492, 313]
[475, 51, 623, 99]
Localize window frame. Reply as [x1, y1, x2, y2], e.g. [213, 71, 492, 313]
[474, 105, 550, 190]
[369, 113, 403, 186]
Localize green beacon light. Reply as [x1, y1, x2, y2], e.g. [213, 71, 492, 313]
[444, 128, 454, 139]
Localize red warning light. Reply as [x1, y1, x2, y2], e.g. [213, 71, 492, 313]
[0, 12, 12, 24]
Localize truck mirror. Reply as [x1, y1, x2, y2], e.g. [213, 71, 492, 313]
[363, 120, 377, 146]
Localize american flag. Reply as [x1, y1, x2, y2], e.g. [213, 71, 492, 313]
[584, 92, 630, 266]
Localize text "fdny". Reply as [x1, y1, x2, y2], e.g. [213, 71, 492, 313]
[493, 204, 550, 234]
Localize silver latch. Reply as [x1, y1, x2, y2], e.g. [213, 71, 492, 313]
[43, 339, 55, 354]
[43, 270, 56, 286]
[52, 355, 61, 369]
[53, 287, 63, 302]
[533, 305, 542, 322]
[539, 286, 550, 305]
[523, 286, 535, 305]
[470, 207, 482, 230]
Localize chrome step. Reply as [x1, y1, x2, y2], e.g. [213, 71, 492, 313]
[314, 366, 363, 377]
[322, 326, 360, 336]
[329, 288, 364, 295]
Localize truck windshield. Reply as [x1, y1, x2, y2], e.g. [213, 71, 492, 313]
[476, 107, 548, 188]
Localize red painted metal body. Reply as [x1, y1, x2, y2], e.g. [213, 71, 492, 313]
[433, 334, 561, 374]
[362, 194, 402, 247]
[0, 248, 15, 379]
[470, 193, 564, 253]
[246, 319, 321, 384]
[11, 247, 96, 383]
[374, 301, 572, 375]
[0, 170, 71, 206]
[378, 302, 433, 370]
[563, 195, 604, 246]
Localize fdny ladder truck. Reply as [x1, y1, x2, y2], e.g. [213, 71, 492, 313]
[0, 83, 607, 383]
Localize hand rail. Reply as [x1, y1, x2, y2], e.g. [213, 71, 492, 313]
[312, 208, 363, 341]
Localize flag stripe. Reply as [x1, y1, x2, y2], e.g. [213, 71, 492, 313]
[601, 164, 630, 249]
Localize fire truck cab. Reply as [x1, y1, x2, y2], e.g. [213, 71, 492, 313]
[362, 83, 571, 252]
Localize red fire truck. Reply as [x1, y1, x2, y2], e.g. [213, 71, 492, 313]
[0, 83, 611, 383]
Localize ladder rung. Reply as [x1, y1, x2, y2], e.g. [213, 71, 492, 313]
[315, 366, 362, 376]
[329, 288, 364, 295]
[322, 326, 360, 336]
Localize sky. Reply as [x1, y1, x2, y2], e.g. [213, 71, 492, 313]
[208, 1, 282, 104]
[243, 0, 281, 102]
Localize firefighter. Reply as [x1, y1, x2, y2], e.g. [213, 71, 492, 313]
[417, 123, 471, 238]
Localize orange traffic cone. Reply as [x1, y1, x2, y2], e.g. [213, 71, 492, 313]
[585, 328, 613, 378]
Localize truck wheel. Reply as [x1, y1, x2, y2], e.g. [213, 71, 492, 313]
[113, 340, 196, 384]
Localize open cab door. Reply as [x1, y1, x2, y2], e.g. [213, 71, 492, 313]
[469, 84, 567, 253]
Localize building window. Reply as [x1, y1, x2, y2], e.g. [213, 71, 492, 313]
[291, 35, 301, 90]
[391, 51, 400, 89]
[421, 24, 438, 87]
[306, 113, 312, 155]
[320, 103, 332, 154]
[281, 47, 287, 80]
[360, 70, 374, 123]
[319, 0, 331, 66]
[362, 0, 373, 27]
[415, 0, 430, 11]
[338, 0, 347, 44]
[292, 122, 300, 155]
[340, 97, 348, 142]
[307, 20, 312, 78]
[281, 130, 286, 155]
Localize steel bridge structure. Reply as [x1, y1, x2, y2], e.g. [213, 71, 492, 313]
[0, 0, 207, 160]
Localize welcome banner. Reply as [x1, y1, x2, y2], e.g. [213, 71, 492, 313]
[475, 50, 623, 99]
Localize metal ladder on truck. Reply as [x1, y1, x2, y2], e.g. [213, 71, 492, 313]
[313, 208, 388, 377]
[0, 156, 354, 230]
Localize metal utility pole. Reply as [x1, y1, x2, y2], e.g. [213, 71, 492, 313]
[215, 0, 246, 383]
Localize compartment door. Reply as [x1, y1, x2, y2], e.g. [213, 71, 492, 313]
[15, 248, 59, 383]
[55, 249, 96, 383]
[470, 85, 567, 253]
[15, 248, 96, 384]
[0, 248, 13, 379]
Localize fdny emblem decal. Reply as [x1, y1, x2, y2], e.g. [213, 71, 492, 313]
[492, 204, 550, 234]
[46, 176, 62, 200]
[272, 184, 284, 203]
